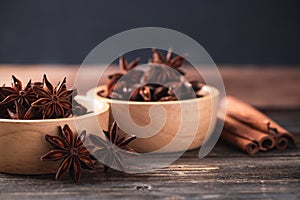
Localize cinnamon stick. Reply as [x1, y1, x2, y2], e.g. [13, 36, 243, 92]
[225, 96, 296, 150]
[221, 130, 259, 155]
[223, 115, 275, 151]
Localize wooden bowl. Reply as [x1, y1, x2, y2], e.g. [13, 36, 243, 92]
[0, 96, 110, 175]
[87, 85, 219, 153]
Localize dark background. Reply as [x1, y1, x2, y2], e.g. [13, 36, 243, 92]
[0, 0, 299, 65]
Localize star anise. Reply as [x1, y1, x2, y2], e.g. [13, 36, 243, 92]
[130, 83, 169, 102]
[0, 75, 37, 108]
[7, 102, 36, 119]
[41, 124, 95, 183]
[149, 48, 186, 75]
[97, 50, 206, 102]
[103, 73, 124, 98]
[89, 121, 138, 172]
[142, 65, 184, 84]
[142, 49, 187, 84]
[0, 86, 5, 100]
[101, 56, 141, 98]
[119, 55, 141, 74]
[166, 81, 197, 100]
[0, 87, 9, 118]
[32, 75, 73, 119]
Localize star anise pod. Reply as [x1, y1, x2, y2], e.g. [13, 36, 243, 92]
[0, 86, 5, 100]
[98, 50, 206, 102]
[149, 48, 186, 75]
[142, 65, 184, 84]
[130, 83, 169, 102]
[166, 81, 196, 100]
[102, 73, 124, 98]
[7, 101, 36, 119]
[89, 121, 138, 172]
[119, 56, 141, 74]
[41, 124, 95, 183]
[32, 75, 73, 119]
[0, 87, 9, 118]
[0, 75, 37, 108]
[109, 80, 141, 100]
[143, 49, 187, 84]
[102, 56, 141, 98]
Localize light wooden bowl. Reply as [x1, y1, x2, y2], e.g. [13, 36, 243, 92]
[87, 85, 219, 153]
[0, 96, 109, 175]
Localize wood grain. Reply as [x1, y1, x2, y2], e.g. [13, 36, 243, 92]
[0, 109, 299, 200]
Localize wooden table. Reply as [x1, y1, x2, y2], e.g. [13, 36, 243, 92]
[0, 66, 299, 199]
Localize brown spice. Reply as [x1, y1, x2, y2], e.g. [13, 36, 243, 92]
[41, 124, 95, 183]
[223, 115, 275, 151]
[89, 121, 138, 172]
[100, 49, 205, 101]
[225, 96, 296, 150]
[221, 96, 296, 154]
[32, 75, 74, 119]
[149, 48, 186, 74]
[221, 130, 259, 155]
[0, 76, 37, 108]
[0, 75, 88, 120]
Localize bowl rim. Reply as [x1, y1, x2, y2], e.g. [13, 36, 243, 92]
[87, 85, 219, 105]
[0, 95, 110, 123]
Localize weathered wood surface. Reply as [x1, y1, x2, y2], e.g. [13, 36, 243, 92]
[0, 66, 299, 199]
[0, 109, 299, 200]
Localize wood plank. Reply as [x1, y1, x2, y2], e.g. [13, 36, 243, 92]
[0, 151, 299, 200]
[0, 109, 299, 199]
[0, 65, 299, 199]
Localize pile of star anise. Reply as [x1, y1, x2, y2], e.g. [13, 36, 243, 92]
[0, 75, 87, 119]
[98, 49, 205, 101]
[41, 121, 137, 183]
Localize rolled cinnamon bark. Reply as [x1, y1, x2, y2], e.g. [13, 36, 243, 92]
[223, 115, 275, 151]
[225, 96, 296, 150]
[275, 137, 289, 150]
[221, 130, 259, 155]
